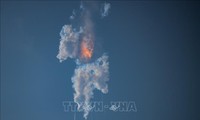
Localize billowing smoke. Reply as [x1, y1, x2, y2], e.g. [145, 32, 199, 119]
[57, 2, 111, 119]
[72, 54, 109, 118]
[57, 25, 83, 62]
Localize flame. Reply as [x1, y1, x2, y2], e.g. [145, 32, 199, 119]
[80, 39, 93, 60]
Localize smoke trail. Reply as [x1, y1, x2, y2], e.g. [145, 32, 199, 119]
[72, 54, 109, 119]
[57, 2, 111, 119]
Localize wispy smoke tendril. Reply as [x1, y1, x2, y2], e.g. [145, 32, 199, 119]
[101, 2, 111, 18]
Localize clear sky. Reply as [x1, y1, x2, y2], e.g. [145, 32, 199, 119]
[1, 1, 200, 120]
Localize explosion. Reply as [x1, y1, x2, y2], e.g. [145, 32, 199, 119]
[56, 2, 111, 119]
[80, 38, 94, 60]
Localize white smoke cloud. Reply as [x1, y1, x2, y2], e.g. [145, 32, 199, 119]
[101, 2, 111, 18]
[56, 25, 83, 62]
[72, 54, 109, 119]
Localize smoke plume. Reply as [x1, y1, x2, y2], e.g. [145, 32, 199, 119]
[72, 54, 109, 118]
[57, 2, 111, 119]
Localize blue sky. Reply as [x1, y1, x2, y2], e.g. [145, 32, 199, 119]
[1, 1, 199, 120]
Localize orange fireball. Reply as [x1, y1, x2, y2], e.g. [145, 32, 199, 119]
[80, 39, 93, 60]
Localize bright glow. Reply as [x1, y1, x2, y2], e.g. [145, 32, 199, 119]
[80, 39, 93, 60]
